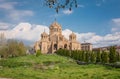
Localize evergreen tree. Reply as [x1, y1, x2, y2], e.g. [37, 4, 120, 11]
[101, 51, 109, 64]
[90, 51, 96, 63]
[78, 51, 82, 61]
[96, 50, 101, 63]
[85, 51, 89, 63]
[81, 51, 85, 62]
[116, 52, 120, 62]
[109, 46, 116, 63]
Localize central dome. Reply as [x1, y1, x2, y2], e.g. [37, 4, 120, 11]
[50, 21, 61, 29]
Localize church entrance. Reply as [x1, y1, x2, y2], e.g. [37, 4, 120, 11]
[54, 44, 57, 50]
[64, 44, 67, 49]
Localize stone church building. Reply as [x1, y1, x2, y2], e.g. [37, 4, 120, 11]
[34, 21, 81, 54]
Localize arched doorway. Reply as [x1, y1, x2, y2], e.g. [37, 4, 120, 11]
[54, 44, 57, 50]
[64, 44, 67, 49]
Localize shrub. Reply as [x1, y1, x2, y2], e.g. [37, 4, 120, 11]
[36, 50, 41, 57]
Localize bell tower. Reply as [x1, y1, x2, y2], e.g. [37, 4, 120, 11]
[69, 32, 76, 41]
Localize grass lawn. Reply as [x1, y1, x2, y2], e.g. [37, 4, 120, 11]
[0, 54, 120, 79]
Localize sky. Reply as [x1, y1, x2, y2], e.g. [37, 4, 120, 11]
[0, 0, 120, 48]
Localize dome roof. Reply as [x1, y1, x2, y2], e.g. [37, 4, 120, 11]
[69, 32, 76, 37]
[50, 21, 61, 29]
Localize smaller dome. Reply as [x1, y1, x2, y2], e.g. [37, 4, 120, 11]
[69, 32, 76, 37]
[41, 32, 48, 36]
[50, 21, 61, 29]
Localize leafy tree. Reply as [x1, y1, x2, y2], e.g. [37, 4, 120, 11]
[45, 0, 78, 13]
[0, 46, 9, 58]
[109, 46, 116, 63]
[0, 39, 26, 58]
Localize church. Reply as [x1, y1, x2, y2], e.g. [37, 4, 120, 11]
[34, 21, 81, 54]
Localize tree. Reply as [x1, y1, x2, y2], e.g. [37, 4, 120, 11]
[78, 50, 82, 61]
[90, 51, 96, 63]
[109, 46, 116, 63]
[96, 50, 101, 63]
[116, 52, 120, 62]
[45, 0, 78, 13]
[0, 39, 26, 58]
[0, 46, 9, 58]
[81, 51, 85, 62]
[101, 51, 109, 64]
[85, 51, 89, 63]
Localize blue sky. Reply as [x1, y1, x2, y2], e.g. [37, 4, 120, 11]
[0, 0, 120, 47]
[0, 0, 120, 34]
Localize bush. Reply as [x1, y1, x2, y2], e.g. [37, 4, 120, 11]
[112, 62, 120, 68]
[0, 40, 26, 58]
[36, 50, 41, 57]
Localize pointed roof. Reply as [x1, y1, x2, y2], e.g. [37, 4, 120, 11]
[41, 31, 48, 36]
[50, 21, 62, 29]
[69, 32, 76, 37]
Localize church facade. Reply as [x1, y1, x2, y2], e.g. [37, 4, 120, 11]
[34, 21, 81, 54]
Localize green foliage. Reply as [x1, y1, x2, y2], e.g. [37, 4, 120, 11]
[0, 46, 9, 58]
[45, 0, 78, 13]
[85, 51, 89, 63]
[36, 50, 41, 57]
[0, 39, 26, 58]
[90, 51, 96, 63]
[56, 47, 120, 64]
[96, 51, 101, 63]
[81, 51, 85, 62]
[0, 54, 120, 79]
[116, 52, 120, 62]
[109, 46, 116, 63]
[101, 51, 109, 64]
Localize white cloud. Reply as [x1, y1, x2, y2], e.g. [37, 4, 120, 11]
[0, 1, 34, 22]
[0, 2, 16, 10]
[78, 4, 85, 8]
[0, 22, 120, 48]
[0, 22, 11, 30]
[111, 18, 120, 32]
[63, 9, 73, 15]
[0, 23, 49, 42]
[9, 10, 34, 21]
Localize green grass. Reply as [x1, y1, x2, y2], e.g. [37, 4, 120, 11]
[0, 54, 120, 79]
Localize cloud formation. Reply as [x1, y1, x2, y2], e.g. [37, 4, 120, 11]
[111, 18, 120, 32]
[0, 22, 11, 30]
[63, 9, 73, 15]
[0, 22, 120, 48]
[0, 1, 34, 22]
